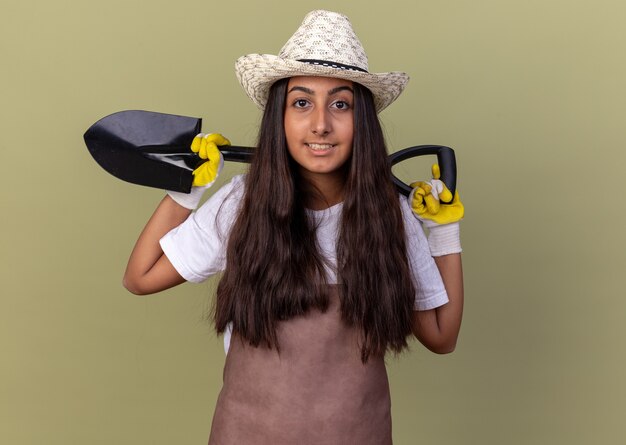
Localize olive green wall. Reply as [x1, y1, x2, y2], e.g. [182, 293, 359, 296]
[2, 0, 625, 443]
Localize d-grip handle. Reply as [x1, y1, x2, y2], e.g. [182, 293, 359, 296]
[388, 145, 457, 199]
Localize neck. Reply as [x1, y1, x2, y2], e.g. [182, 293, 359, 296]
[299, 170, 347, 210]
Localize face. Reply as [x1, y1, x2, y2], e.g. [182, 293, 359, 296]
[284, 76, 354, 184]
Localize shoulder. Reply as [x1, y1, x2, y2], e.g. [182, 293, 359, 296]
[216, 173, 247, 199]
[397, 193, 430, 251]
[193, 174, 247, 229]
[397, 193, 419, 229]
[159, 175, 247, 283]
[202, 174, 246, 207]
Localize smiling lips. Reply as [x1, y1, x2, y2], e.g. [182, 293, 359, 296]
[306, 143, 336, 152]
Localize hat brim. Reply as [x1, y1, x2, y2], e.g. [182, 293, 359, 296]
[235, 54, 409, 113]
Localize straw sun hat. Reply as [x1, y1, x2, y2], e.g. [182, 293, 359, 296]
[235, 10, 409, 113]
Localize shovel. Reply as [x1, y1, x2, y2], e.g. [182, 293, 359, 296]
[84, 110, 456, 198]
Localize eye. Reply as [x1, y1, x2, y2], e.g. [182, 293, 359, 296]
[332, 100, 351, 110]
[293, 99, 310, 108]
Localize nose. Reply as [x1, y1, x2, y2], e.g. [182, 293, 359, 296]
[311, 107, 331, 136]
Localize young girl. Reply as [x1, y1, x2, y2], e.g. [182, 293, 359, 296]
[124, 10, 463, 445]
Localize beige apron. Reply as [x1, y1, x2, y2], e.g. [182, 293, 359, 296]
[208, 287, 392, 444]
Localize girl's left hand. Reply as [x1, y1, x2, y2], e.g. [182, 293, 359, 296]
[410, 164, 464, 226]
[410, 164, 464, 256]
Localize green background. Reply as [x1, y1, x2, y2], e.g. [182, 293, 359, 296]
[2, 0, 625, 443]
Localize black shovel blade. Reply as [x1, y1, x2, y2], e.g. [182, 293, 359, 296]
[84, 110, 203, 193]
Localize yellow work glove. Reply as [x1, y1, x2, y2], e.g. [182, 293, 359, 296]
[167, 133, 228, 210]
[190, 133, 228, 186]
[410, 164, 464, 256]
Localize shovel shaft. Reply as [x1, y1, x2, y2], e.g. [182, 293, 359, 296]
[220, 145, 254, 163]
[218, 144, 456, 198]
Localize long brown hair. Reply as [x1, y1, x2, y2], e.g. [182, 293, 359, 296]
[215, 78, 415, 362]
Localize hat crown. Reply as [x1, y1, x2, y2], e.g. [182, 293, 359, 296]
[278, 10, 369, 72]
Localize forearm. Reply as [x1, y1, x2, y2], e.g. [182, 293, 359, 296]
[123, 195, 190, 294]
[413, 253, 464, 353]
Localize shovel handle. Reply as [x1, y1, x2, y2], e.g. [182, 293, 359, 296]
[388, 145, 457, 198]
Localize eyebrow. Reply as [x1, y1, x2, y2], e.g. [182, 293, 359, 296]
[287, 85, 354, 95]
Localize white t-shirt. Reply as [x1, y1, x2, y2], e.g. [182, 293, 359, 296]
[160, 175, 448, 344]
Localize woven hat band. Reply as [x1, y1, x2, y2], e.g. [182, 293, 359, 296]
[297, 59, 368, 73]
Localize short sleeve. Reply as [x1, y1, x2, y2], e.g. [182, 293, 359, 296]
[400, 196, 449, 311]
[159, 175, 245, 283]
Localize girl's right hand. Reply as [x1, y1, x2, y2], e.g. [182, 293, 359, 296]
[167, 133, 228, 210]
[191, 133, 229, 186]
